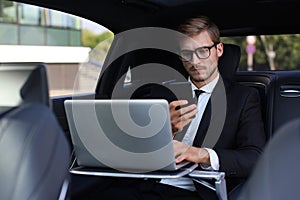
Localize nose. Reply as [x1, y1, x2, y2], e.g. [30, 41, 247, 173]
[190, 52, 201, 65]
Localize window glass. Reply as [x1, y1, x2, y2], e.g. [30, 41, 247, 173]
[20, 25, 44, 45]
[0, 23, 18, 44]
[68, 13, 81, 29]
[46, 28, 69, 46]
[47, 9, 71, 28]
[0, 0, 113, 97]
[18, 3, 42, 25]
[69, 30, 81, 46]
[0, 0, 17, 22]
[222, 34, 300, 71]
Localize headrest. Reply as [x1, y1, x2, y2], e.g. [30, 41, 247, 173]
[218, 43, 241, 82]
[0, 63, 50, 114]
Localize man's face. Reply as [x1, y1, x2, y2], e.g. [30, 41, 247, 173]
[179, 31, 223, 87]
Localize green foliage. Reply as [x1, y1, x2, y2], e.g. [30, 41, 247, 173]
[82, 29, 114, 63]
[222, 34, 300, 71]
[266, 34, 300, 70]
[82, 29, 114, 49]
[82, 31, 300, 71]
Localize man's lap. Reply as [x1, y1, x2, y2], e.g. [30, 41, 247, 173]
[71, 177, 202, 200]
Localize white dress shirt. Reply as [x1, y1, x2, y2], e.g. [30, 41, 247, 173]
[160, 74, 220, 191]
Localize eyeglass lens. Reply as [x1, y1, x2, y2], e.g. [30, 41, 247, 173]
[180, 43, 217, 61]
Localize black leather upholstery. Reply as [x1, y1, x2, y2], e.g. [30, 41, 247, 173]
[0, 63, 71, 200]
[0, 103, 71, 200]
[237, 119, 300, 200]
[218, 43, 241, 82]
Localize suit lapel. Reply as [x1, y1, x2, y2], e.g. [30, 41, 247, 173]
[193, 77, 228, 148]
[192, 98, 211, 147]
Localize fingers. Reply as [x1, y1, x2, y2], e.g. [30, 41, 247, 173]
[170, 101, 198, 134]
[169, 100, 189, 109]
[175, 148, 195, 163]
[173, 141, 189, 163]
[175, 152, 186, 163]
[169, 100, 197, 111]
[173, 141, 209, 164]
[169, 100, 197, 119]
[180, 104, 198, 121]
[175, 147, 199, 163]
[172, 140, 189, 160]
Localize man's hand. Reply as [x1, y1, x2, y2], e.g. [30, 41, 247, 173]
[169, 100, 198, 136]
[173, 140, 210, 165]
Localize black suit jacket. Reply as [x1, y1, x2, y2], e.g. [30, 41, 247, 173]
[192, 77, 266, 200]
[131, 75, 266, 199]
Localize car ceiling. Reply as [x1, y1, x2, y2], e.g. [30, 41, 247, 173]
[15, 0, 300, 36]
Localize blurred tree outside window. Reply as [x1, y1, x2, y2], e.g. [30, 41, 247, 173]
[222, 34, 300, 71]
[82, 28, 114, 65]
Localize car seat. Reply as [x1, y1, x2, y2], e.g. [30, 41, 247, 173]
[0, 63, 71, 200]
[237, 118, 300, 200]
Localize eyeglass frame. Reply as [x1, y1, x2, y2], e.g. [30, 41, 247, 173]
[179, 42, 220, 62]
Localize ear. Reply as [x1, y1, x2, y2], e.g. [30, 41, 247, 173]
[217, 42, 224, 58]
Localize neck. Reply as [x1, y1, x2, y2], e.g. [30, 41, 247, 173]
[192, 80, 206, 89]
[192, 71, 219, 89]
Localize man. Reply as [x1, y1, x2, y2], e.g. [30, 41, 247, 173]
[74, 16, 266, 200]
[159, 16, 266, 199]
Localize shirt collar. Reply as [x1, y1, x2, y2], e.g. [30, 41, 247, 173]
[189, 73, 219, 94]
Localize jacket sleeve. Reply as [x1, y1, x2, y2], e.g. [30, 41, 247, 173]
[214, 87, 266, 178]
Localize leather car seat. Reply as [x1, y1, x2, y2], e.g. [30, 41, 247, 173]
[0, 63, 71, 200]
[218, 43, 241, 82]
[237, 119, 300, 200]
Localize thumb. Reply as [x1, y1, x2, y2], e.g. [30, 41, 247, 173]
[175, 154, 186, 163]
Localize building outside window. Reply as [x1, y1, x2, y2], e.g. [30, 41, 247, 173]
[0, 0, 111, 97]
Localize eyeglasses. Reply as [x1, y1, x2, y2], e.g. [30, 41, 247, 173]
[179, 42, 219, 62]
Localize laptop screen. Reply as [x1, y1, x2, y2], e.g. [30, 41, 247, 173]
[65, 99, 181, 173]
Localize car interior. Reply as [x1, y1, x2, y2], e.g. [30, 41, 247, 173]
[0, 64, 71, 200]
[1, 0, 300, 199]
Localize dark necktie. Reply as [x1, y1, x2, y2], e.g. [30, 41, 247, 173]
[194, 89, 205, 101]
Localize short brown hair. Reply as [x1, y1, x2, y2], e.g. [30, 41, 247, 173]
[177, 16, 220, 43]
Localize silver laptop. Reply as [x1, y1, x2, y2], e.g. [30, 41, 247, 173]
[64, 99, 191, 173]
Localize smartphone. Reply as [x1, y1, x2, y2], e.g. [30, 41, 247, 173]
[130, 80, 196, 108]
[163, 81, 196, 108]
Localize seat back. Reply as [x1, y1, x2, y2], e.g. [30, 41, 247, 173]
[237, 119, 300, 200]
[218, 43, 241, 82]
[0, 103, 71, 200]
[0, 63, 71, 200]
[0, 63, 50, 114]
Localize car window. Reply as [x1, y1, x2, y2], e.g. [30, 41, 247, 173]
[122, 34, 300, 87]
[222, 35, 300, 71]
[3, 1, 300, 98]
[0, 0, 113, 97]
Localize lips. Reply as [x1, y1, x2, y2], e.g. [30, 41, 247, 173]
[190, 66, 206, 73]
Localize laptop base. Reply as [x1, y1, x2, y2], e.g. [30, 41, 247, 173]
[70, 159, 198, 179]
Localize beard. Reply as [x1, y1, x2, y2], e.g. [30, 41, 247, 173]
[188, 64, 218, 84]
